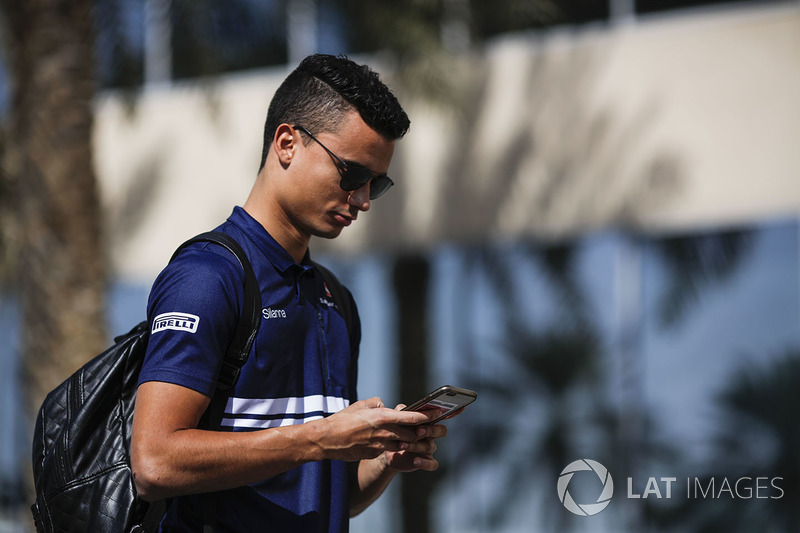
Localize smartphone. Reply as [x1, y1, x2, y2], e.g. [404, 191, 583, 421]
[401, 385, 477, 424]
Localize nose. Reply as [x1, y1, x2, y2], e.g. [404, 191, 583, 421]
[347, 182, 371, 212]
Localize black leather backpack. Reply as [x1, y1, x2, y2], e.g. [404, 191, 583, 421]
[30, 232, 262, 533]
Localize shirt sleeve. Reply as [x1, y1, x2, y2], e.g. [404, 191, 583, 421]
[139, 243, 245, 397]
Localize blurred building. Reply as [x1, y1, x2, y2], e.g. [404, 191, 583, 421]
[94, 1, 800, 281]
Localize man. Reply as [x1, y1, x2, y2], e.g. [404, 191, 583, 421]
[131, 54, 449, 532]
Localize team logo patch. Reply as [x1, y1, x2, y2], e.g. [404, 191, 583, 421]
[152, 312, 200, 334]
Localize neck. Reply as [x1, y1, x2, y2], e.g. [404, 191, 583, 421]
[243, 187, 310, 264]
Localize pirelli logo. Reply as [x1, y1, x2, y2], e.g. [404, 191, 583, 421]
[152, 312, 200, 334]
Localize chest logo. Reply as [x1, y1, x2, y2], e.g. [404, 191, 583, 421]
[262, 307, 287, 320]
[152, 312, 200, 334]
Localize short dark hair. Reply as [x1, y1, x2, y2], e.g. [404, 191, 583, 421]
[259, 54, 410, 172]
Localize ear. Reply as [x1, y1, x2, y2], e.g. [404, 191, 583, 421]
[273, 124, 296, 167]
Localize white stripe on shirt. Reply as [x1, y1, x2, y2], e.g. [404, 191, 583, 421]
[220, 394, 350, 429]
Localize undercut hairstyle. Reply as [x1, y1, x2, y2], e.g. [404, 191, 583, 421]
[259, 54, 410, 172]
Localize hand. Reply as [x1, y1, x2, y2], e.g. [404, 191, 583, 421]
[381, 404, 448, 473]
[318, 397, 441, 462]
[346, 402, 451, 516]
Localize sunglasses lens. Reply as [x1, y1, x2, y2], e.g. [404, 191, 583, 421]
[368, 176, 393, 199]
[339, 165, 394, 199]
[340, 167, 372, 191]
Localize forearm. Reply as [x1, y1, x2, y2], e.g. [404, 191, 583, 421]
[132, 419, 327, 501]
[349, 455, 397, 517]
[132, 384, 438, 503]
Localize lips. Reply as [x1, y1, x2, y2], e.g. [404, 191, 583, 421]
[333, 212, 354, 226]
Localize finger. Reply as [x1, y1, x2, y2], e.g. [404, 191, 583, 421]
[379, 426, 423, 444]
[412, 456, 439, 472]
[415, 423, 448, 439]
[382, 440, 410, 452]
[405, 439, 437, 455]
[412, 408, 447, 424]
[391, 409, 443, 426]
[361, 397, 385, 409]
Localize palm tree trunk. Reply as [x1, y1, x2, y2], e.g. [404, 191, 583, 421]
[1, 0, 108, 413]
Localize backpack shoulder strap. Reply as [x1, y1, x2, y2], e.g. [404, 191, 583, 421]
[312, 260, 353, 340]
[170, 231, 261, 390]
[170, 231, 262, 533]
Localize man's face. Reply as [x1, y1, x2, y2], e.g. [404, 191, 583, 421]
[280, 112, 395, 240]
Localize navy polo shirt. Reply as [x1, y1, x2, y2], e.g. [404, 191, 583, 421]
[139, 206, 361, 532]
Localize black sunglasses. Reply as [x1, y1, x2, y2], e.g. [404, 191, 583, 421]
[293, 125, 394, 200]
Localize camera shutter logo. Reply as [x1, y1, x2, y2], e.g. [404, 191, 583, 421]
[557, 459, 614, 516]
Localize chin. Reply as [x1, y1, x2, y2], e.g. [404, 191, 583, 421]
[313, 226, 345, 240]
